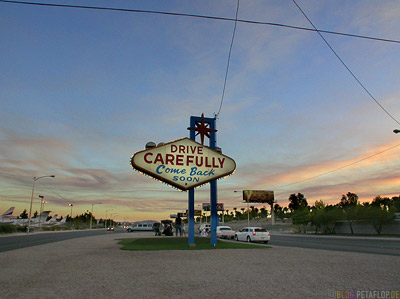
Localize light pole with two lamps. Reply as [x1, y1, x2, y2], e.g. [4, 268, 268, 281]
[27, 175, 55, 233]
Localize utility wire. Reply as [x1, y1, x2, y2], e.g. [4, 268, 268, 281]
[276, 143, 400, 189]
[1, 0, 400, 44]
[215, 0, 239, 118]
[292, 0, 400, 126]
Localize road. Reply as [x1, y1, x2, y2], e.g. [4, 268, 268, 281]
[1, 229, 399, 256]
[269, 233, 400, 256]
[0, 229, 110, 252]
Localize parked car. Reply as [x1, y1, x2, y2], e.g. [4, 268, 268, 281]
[198, 223, 211, 233]
[216, 226, 235, 239]
[107, 227, 114, 232]
[234, 227, 270, 243]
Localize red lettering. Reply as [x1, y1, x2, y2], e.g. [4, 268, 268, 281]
[176, 155, 184, 166]
[153, 153, 164, 164]
[171, 145, 177, 153]
[179, 145, 185, 153]
[198, 147, 203, 154]
[195, 156, 203, 167]
[190, 146, 196, 154]
[205, 157, 212, 167]
[144, 153, 153, 164]
[186, 155, 194, 165]
[165, 154, 175, 165]
[212, 157, 218, 168]
[218, 158, 225, 168]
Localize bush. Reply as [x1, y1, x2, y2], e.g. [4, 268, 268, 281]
[0, 224, 17, 234]
[17, 225, 27, 232]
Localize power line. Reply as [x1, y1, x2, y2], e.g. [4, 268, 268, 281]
[276, 142, 400, 189]
[215, 0, 239, 118]
[1, 0, 399, 44]
[292, 0, 400, 126]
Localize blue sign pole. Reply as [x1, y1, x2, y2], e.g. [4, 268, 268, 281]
[188, 115, 218, 247]
[209, 117, 218, 246]
[188, 116, 196, 247]
[188, 188, 195, 246]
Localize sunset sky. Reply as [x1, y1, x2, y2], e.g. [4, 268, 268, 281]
[1, 0, 400, 222]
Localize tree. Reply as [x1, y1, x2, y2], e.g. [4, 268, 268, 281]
[314, 200, 325, 210]
[273, 204, 285, 222]
[288, 193, 308, 212]
[19, 209, 28, 219]
[364, 206, 395, 235]
[310, 201, 326, 233]
[33, 211, 38, 218]
[321, 205, 342, 234]
[291, 207, 311, 232]
[371, 196, 390, 209]
[259, 207, 268, 218]
[339, 192, 359, 234]
[391, 196, 400, 212]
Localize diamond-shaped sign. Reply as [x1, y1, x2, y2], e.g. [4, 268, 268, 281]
[131, 138, 236, 191]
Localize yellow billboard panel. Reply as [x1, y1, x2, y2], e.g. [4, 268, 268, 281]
[243, 190, 274, 204]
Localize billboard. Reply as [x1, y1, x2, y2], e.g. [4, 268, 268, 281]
[216, 203, 224, 211]
[243, 190, 274, 204]
[187, 209, 202, 216]
[202, 203, 210, 211]
[131, 138, 236, 191]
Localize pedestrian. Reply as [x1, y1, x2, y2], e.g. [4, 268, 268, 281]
[181, 220, 186, 237]
[201, 228, 208, 237]
[175, 215, 182, 237]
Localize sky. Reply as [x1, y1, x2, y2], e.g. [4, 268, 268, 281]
[1, 0, 400, 222]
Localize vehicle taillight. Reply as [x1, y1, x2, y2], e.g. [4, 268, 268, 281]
[268, 232, 270, 236]
[252, 231, 256, 236]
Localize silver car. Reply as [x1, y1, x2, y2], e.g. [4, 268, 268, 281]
[234, 227, 270, 243]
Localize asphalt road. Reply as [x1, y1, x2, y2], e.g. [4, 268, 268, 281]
[0, 229, 110, 252]
[269, 234, 400, 256]
[1, 229, 399, 256]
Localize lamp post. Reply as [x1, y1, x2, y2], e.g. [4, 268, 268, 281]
[27, 175, 55, 233]
[38, 195, 44, 229]
[90, 203, 101, 229]
[105, 209, 113, 228]
[68, 203, 73, 227]
[38, 196, 47, 230]
[110, 213, 117, 227]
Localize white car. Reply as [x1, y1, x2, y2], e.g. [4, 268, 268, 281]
[216, 226, 235, 239]
[234, 227, 270, 243]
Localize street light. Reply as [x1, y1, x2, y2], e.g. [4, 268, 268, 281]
[105, 209, 113, 228]
[27, 175, 55, 233]
[110, 213, 118, 227]
[394, 129, 400, 134]
[68, 203, 73, 227]
[90, 202, 101, 229]
[38, 195, 47, 230]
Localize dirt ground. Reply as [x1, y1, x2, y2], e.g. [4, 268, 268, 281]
[0, 232, 399, 299]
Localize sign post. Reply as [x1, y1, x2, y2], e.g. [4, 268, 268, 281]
[130, 114, 236, 247]
[188, 114, 218, 246]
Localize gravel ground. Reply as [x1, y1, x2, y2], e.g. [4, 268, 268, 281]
[0, 232, 399, 299]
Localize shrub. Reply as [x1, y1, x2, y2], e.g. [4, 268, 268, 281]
[0, 224, 17, 234]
